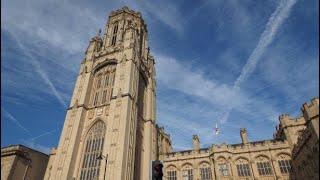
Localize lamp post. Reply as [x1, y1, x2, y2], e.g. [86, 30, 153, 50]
[97, 154, 108, 180]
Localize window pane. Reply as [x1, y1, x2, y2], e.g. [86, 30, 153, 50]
[167, 170, 177, 180]
[278, 160, 291, 174]
[80, 121, 106, 179]
[237, 163, 251, 177]
[200, 167, 212, 180]
[257, 161, 273, 176]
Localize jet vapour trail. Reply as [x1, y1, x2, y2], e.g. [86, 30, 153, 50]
[3, 109, 32, 135]
[220, 0, 298, 123]
[30, 128, 59, 142]
[7, 31, 67, 108]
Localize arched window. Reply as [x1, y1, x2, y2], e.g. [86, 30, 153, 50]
[199, 162, 212, 180]
[91, 64, 116, 106]
[235, 158, 251, 177]
[111, 22, 118, 46]
[277, 154, 291, 174]
[182, 164, 193, 180]
[166, 165, 177, 180]
[217, 157, 229, 177]
[80, 121, 106, 180]
[255, 156, 273, 176]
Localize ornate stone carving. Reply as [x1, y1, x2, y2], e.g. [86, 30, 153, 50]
[96, 108, 103, 116]
[88, 110, 94, 119]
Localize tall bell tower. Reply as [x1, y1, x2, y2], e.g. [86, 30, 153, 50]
[44, 6, 157, 180]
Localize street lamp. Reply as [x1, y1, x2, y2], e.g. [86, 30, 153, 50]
[97, 154, 108, 180]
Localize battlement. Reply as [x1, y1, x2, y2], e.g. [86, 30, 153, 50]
[211, 139, 289, 152]
[302, 97, 319, 121]
[108, 6, 147, 31]
[109, 6, 142, 18]
[278, 114, 305, 127]
[164, 148, 210, 158]
[157, 126, 171, 141]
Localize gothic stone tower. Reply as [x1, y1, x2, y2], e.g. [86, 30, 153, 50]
[44, 7, 157, 180]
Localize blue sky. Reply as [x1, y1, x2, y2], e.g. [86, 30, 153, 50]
[1, 0, 319, 153]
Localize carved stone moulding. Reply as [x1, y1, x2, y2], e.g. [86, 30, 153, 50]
[88, 109, 94, 119]
[96, 107, 103, 116]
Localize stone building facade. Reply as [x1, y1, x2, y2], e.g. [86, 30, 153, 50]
[1, 144, 49, 180]
[290, 98, 319, 180]
[44, 6, 158, 180]
[34, 6, 318, 180]
[160, 98, 319, 180]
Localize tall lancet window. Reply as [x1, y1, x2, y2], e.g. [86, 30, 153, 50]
[91, 64, 116, 106]
[80, 121, 106, 180]
[111, 22, 118, 46]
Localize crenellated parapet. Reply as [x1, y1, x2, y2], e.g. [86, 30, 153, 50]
[302, 97, 319, 121]
[273, 114, 306, 148]
[109, 6, 143, 23]
[164, 148, 210, 159]
[278, 114, 305, 128]
[211, 139, 289, 154]
[157, 125, 173, 156]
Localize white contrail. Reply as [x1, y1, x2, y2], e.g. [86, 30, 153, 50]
[7, 31, 67, 108]
[2, 109, 32, 135]
[221, 0, 298, 123]
[30, 128, 58, 141]
[234, 0, 298, 89]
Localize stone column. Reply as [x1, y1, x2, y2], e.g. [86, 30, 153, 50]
[214, 163, 220, 180]
[271, 158, 281, 180]
[249, 159, 258, 180]
[210, 157, 216, 180]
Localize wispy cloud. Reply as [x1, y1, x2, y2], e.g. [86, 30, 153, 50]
[234, 0, 298, 88]
[19, 129, 59, 154]
[2, 109, 32, 135]
[134, 0, 184, 34]
[156, 53, 279, 121]
[7, 31, 67, 108]
[29, 129, 58, 142]
[2, 0, 317, 152]
[1, 0, 101, 55]
[220, 0, 298, 122]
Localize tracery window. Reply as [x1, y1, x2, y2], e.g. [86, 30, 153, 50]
[278, 160, 291, 174]
[236, 158, 251, 177]
[255, 156, 273, 176]
[80, 121, 106, 180]
[277, 154, 292, 174]
[167, 170, 177, 180]
[182, 164, 193, 180]
[237, 164, 251, 177]
[257, 161, 273, 176]
[217, 157, 229, 176]
[166, 165, 177, 180]
[91, 64, 116, 106]
[200, 167, 212, 180]
[182, 169, 193, 180]
[218, 163, 229, 176]
[111, 22, 118, 46]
